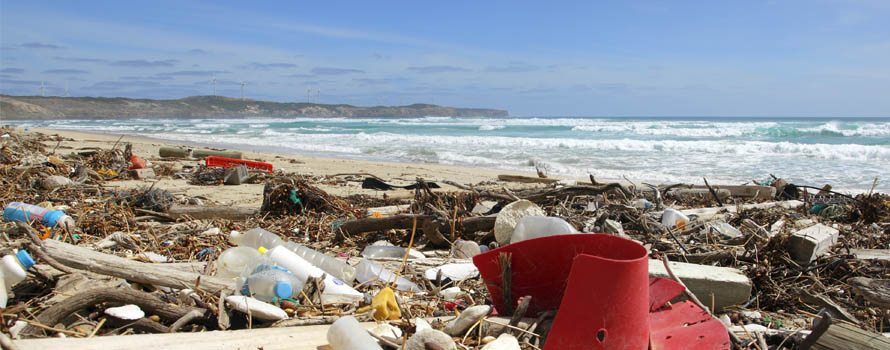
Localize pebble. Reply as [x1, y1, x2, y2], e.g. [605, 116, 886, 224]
[405, 329, 456, 350]
[444, 305, 491, 336]
[481, 334, 520, 350]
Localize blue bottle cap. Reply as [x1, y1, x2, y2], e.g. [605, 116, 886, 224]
[17, 250, 35, 269]
[274, 281, 293, 299]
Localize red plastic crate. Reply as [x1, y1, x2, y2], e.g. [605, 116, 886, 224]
[205, 156, 273, 172]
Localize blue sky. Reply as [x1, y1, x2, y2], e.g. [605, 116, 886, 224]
[1, 1, 889, 117]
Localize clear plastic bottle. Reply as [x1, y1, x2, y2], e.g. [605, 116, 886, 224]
[216, 246, 261, 279]
[354, 259, 420, 292]
[284, 242, 356, 285]
[230, 228, 284, 249]
[239, 265, 304, 302]
[263, 246, 363, 303]
[234, 228, 357, 288]
[361, 245, 408, 259]
[509, 216, 579, 244]
[1, 250, 35, 308]
[3, 202, 76, 231]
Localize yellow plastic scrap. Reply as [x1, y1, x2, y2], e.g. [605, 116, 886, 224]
[48, 156, 64, 166]
[97, 169, 118, 177]
[371, 287, 401, 321]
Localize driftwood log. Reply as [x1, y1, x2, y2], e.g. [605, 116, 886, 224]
[37, 239, 233, 294]
[21, 287, 205, 337]
[337, 214, 497, 247]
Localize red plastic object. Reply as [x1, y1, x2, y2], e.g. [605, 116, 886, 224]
[648, 279, 731, 350]
[205, 156, 273, 172]
[473, 234, 645, 316]
[544, 240, 650, 350]
[473, 234, 730, 349]
[128, 155, 146, 170]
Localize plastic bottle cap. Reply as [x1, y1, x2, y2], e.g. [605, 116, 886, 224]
[257, 246, 268, 255]
[274, 281, 293, 299]
[16, 250, 35, 269]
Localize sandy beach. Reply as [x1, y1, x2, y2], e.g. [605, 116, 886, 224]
[29, 127, 562, 207]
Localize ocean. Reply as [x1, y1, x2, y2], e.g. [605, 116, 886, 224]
[8, 116, 890, 193]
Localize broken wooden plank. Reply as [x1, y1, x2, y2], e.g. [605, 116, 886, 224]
[40, 239, 233, 294]
[167, 205, 256, 221]
[788, 223, 839, 264]
[648, 259, 752, 311]
[812, 321, 890, 350]
[497, 174, 559, 184]
[14, 322, 372, 350]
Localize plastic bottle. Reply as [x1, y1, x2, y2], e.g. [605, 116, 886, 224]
[284, 242, 356, 285]
[230, 228, 284, 249]
[262, 246, 363, 303]
[632, 199, 652, 210]
[661, 208, 690, 230]
[239, 265, 304, 302]
[1, 250, 35, 308]
[326, 315, 383, 350]
[3, 202, 76, 231]
[354, 259, 420, 292]
[509, 216, 579, 244]
[235, 228, 357, 287]
[361, 245, 409, 259]
[216, 246, 261, 279]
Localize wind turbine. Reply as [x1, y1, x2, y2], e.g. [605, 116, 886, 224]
[240, 81, 246, 99]
[307, 88, 311, 103]
[64, 82, 70, 97]
[39, 81, 47, 97]
[210, 75, 217, 96]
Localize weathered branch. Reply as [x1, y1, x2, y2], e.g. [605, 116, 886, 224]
[22, 287, 205, 337]
[39, 239, 233, 294]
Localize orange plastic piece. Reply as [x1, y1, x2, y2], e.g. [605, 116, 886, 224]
[129, 155, 146, 170]
[205, 156, 273, 172]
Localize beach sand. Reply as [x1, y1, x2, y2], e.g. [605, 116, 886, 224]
[30, 127, 563, 207]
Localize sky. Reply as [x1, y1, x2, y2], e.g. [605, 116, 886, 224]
[1, 0, 889, 117]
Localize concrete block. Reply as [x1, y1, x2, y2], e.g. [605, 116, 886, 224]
[223, 165, 249, 185]
[130, 168, 156, 179]
[648, 259, 752, 311]
[788, 223, 839, 264]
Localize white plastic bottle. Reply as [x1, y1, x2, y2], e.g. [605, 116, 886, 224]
[354, 259, 420, 292]
[327, 315, 383, 350]
[262, 246, 363, 303]
[509, 216, 579, 244]
[240, 265, 304, 302]
[1, 250, 35, 308]
[216, 246, 261, 279]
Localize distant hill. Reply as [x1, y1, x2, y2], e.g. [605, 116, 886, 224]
[0, 95, 508, 119]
